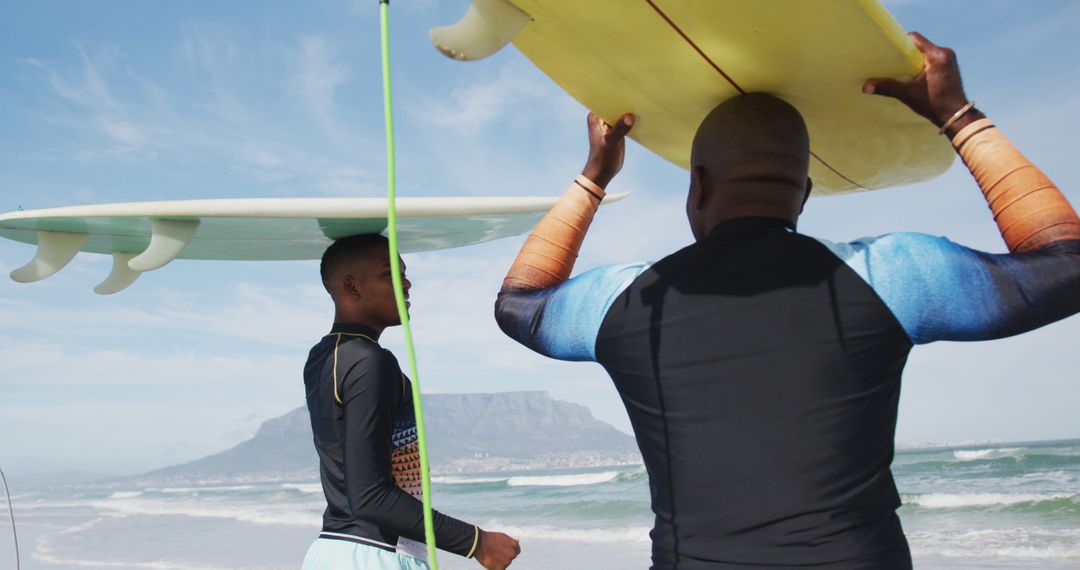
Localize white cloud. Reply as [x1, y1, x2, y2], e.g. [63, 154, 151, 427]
[0, 277, 329, 349]
[0, 249, 635, 476]
[180, 23, 238, 69]
[31, 46, 122, 110]
[154, 282, 330, 347]
[320, 166, 386, 196]
[0, 328, 306, 475]
[294, 34, 349, 134]
[18, 38, 384, 198]
[95, 116, 148, 147]
[400, 60, 590, 203]
[178, 23, 250, 126]
[24, 46, 168, 162]
[0, 342, 294, 388]
[413, 60, 581, 139]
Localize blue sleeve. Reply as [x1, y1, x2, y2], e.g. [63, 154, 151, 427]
[495, 262, 652, 361]
[818, 233, 1080, 344]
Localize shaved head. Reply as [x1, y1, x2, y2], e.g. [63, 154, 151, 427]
[321, 233, 411, 331]
[691, 93, 810, 179]
[687, 93, 812, 239]
[320, 234, 390, 296]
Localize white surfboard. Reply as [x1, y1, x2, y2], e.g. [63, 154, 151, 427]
[0, 195, 626, 294]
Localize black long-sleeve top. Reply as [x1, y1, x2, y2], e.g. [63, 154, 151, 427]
[304, 323, 478, 558]
[495, 218, 1080, 568]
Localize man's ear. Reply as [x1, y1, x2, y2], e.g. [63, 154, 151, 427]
[343, 275, 362, 299]
[799, 177, 813, 213]
[691, 166, 712, 211]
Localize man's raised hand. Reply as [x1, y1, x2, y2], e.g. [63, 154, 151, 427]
[581, 112, 635, 189]
[863, 32, 985, 137]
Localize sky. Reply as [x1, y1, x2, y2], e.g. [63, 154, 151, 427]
[1, 0, 1079, 478]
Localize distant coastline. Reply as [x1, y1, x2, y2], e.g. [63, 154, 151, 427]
[121, 391, 640, 484]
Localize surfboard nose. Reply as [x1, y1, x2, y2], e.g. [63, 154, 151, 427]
[430, 0, 530, 61]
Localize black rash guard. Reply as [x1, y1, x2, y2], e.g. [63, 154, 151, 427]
[304, 323, 478, 558]
[596, 220, 912, 568]
[495, 217, 1080, 569]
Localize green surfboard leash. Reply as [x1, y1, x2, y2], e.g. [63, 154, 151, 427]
[379, 1, 440, 567]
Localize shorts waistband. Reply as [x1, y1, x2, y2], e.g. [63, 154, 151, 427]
[318, 531, 396, 552]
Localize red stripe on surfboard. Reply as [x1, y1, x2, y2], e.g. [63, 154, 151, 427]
[809, 151, 870, 190]
[643, 0, 871, 191]
[643, 0, 745, 94]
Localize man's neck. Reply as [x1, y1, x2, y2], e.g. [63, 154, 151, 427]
[333, 311, 385, 336]
[701, 204, 798, 238]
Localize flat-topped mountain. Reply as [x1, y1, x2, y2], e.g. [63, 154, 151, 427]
[145, 391, 638, 479]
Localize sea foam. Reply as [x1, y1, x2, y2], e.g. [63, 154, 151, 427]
[87, 496, 322, 527]
[431, 475, 509, 485]
[484, 522, 651, 544]
[506, 471, 619, 487]
[33, 548, 237, 570]
[280, 483, 322, 494]
[904, 492, 1074, 508]
[158, 485, 255, 494]
[909, 527, 1080, 560]
[953, 447, 1024, 461]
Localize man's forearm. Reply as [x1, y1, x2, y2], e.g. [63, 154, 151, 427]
[501, 175, 605, 291]
[954, 118, 1080, 252]
[352, 481, 479, 557]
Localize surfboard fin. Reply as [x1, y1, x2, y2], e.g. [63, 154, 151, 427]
[95, 253, 142, 295]
[9, 230, 89, 283]
[430, 0, 530, 61]
[128, 218, 200, 272]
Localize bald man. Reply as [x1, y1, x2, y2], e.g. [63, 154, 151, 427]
[494, 34, 1080, 569]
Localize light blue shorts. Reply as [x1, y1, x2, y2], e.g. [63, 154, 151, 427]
[302, 534, 430, 570]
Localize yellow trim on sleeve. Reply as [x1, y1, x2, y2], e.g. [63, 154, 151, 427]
[465, 525, 480, 559]
[330, 332, 377, 406]
[332, 334, 344, 405]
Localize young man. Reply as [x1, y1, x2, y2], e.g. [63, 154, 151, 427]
[303, 233, 520, 570]
[494, 34, 1080, 568]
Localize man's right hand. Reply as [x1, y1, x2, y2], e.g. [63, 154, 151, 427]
[474, 529, 521, 570]
[581, 112, 635, 189]
[863, 32, 985, 138]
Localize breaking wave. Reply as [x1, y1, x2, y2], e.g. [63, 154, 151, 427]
[506, 471, 620, 487]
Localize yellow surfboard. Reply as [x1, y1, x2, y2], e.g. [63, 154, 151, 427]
[431, 0, 954, 194]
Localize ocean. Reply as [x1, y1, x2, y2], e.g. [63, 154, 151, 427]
[4, 439, 1079, 569]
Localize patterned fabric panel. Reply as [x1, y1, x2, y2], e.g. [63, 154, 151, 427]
[391, 382, 422, 499]
[390, 379, 428, 560]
